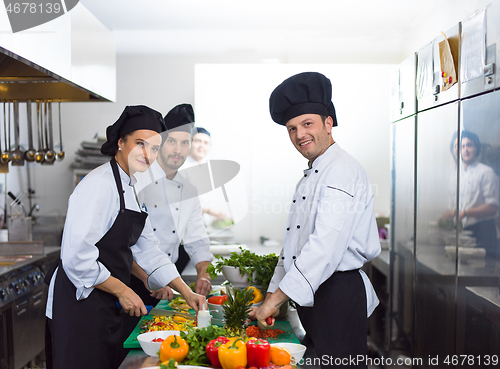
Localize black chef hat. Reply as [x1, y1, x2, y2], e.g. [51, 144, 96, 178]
[192, 127, 210, 137]
[269, 72, 337, 126]
[164, 103, 195, 133]
[101, 105, 167, 156]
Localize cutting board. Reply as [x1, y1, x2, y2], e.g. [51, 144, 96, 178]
[124, 303, 300, 349]
[123, 300, 195, 349]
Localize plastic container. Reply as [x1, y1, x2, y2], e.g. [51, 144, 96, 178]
[197, 306, 212, 328]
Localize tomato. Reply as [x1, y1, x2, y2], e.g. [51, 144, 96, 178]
[152, 338, 164, 342]
[266, 316, 273, 325]
[208, 295, 228, 305]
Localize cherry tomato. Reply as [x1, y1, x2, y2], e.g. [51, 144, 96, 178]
[151, 338, 164, 342]
[207, 295, 228, 305]
[248, 367, 259, 369]
[236, 366, 246, 369]
[266, 316, 273, 325]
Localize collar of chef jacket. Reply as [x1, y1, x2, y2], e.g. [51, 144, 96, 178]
[303, 142, 338, 175]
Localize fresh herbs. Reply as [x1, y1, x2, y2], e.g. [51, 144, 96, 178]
[207, 247, 279, 292]
[179, 325, 227, 366]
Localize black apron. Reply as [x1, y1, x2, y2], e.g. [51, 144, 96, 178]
[296, 269, 368, 369]
[46, 158, 148, 369]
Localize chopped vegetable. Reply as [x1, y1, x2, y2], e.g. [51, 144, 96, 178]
[159, 358, 178, 369]
[140, 315, 196, 334]
[245, 325, 285, 339]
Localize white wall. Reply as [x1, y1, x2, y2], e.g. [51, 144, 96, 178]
[3, 56, 392, 245]
[195, 64, 393, 243]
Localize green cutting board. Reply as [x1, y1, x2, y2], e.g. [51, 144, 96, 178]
[123, 301, 195, 349]
[124, 313, 299, 348]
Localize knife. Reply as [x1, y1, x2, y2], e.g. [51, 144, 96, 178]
[115, 302, 197, 321]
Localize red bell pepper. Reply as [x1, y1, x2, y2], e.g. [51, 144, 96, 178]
[246, 338, 271, 368]
[206, 336, 230, 368]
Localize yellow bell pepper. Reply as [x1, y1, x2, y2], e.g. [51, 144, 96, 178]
[159, 335, 189, 363]
[247, 286, 264, 304]
[218, 337, 247, 369]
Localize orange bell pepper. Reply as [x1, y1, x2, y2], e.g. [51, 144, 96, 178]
[159, 334, 189, 363]
[270, 345, 291, 366]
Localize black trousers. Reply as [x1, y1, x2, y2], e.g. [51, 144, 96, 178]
[297, 270, 368, 368]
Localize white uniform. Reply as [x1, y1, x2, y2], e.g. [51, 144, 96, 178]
[268, 143, 380, 316]
[46, 162, 179, 319]
[448, 160, 500, 228]
[135, 160, 213, 265]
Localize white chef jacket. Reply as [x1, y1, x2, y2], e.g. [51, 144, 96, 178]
[135, 160, 213, 266]
[268, 143, 381, 316]
[46, 161, 179, 319]
[448, 160, 500, 228]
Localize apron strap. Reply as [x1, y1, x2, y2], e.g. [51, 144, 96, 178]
[110, 158, 126, 211]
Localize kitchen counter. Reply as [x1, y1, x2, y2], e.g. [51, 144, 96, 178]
[0, 245, 60, 278]
[118, 307, 307, 369]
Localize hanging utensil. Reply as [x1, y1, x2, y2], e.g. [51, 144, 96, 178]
[56, 101, 65, 161]
[11, 101, 25, 166]
[7, 102, 15, 162]
[1, 102, 9, 163]
[35, 101, 45, 163]
[24, 101, 36, 162]
[44, 101, 56, 164]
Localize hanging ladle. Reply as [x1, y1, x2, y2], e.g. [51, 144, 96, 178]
[44, 101, 56, 164]
[1, 102, 9, 163]
[24, 100, 36, 162]
[35, 101, 45, 163]
[56, 101, 65, 161]
[11, 101, 25, 166]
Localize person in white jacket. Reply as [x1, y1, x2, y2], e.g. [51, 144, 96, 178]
[254, 72, 381, 368]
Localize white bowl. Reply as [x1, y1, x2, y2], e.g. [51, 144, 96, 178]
[271, 343, 307, 364]
[208, 302, 225, 319]
[137, 330, 182, 357]
[221, 265, 256, 287]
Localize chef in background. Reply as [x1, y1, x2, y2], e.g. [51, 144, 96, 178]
[443, 130, 499, 256]
[254, 72, 381, 368]
[184, 127, 229, 223]
[44, 105, 205, 369]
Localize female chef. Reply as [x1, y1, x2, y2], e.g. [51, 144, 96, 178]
[44, 105, 206, 369]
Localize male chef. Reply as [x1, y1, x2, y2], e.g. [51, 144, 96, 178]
[134, 103, 213, 300]
[255, 72, 381, 368]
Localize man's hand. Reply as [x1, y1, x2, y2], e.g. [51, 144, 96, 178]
[195, 277, 212, 296]
[150, 286, 174, 301]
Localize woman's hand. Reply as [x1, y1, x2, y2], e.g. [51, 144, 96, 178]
[96, 275, 148, 317]
[150, 286, 174, 301]
[183, 290, 207, 313]
[169, 276, 206, 313]
[118, 289, 148, 317]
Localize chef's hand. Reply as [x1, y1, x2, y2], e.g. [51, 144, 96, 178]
[256, 289, 289, 329]
[195, 277, 212, 296]
[194, 261, 212, 296]
[183, 290, 206, 314]
[150, 286, 174, 301]
[119, 291, 148, 317]
[256, 301, 279, 329]
[169, 276, 206, 313]
[96, 275, 148, 317]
